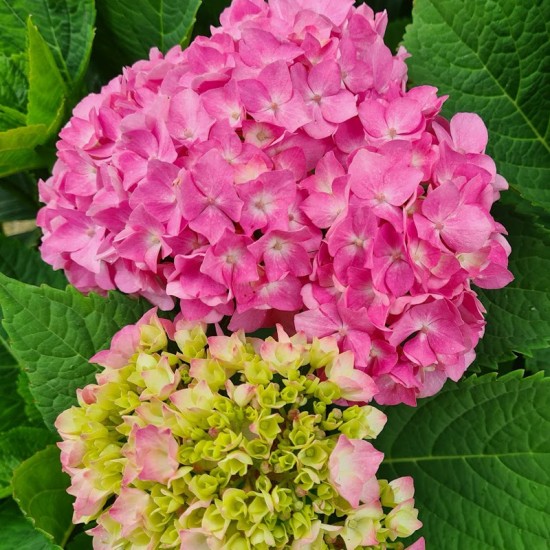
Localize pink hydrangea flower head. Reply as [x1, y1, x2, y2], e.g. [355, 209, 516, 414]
[39, 0, 512, 404]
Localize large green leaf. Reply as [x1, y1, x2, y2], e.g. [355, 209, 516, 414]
[0, 0, 95, 85]
[0, 53, 28, 114]
[26, 19, 66, 135]
[474, 204, 550, 367]
[0, 233, 67, 351]
[12, 445, 73, 547]
[0, 105, 27, 132]
[0, 233, 67, 288]
[0, 123, 50, 177]
[404, 0, 550, 210]
[525, 347, 550, 376]
[0, 274, 151, 429]
[96, 0, 202, 66]
[0, 231, 66, 345]
[0, 498, 57, 550]
[0, 426, 56, 498]
[0, 171, 39, 222]
[0, 363, 27, 433]
[17, 370, 44, 425]
[377, 371, 550, 548]
[65, 532, 93, 550]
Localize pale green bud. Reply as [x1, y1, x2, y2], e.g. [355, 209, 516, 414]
[321, 408, 343, 431]
[313, 401, 327, 416]
[174, 325, 207, 361]
[246, 438, 271, 460]
[298, 442, 329, 470]
[140, 322, 168, 353]
[270, 449, 297, 473]
[248, 523, 276, 548]
[294, 468, 321, 491]
[225, 533, 251, 550]
[244, 359, 272, 385]
[254, 475, 272, 493]
[288, 511, 313, 540]
[218, 450, 253, 476]
[188, 473, 219, 500]
[309, 336, 339, 370]
[315, 380, 342, 403]
[190, 358, 227, 391]
[280, 383, 300, 404]
[288, 425, 314, 448]
[248, 494, 272, 524]
[221, 488, 249, 521]
[202, 503, 230, 539]
[251, 412, 283, 441]
[257, 383, 285, 409]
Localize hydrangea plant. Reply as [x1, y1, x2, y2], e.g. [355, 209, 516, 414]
[0, 0, 546, 549]
[56, 309, 423, 549]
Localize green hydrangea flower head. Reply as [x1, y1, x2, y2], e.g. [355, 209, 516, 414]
[56, 309, 423, 549]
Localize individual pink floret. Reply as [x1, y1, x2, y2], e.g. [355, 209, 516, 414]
[328, 435, 384, 508]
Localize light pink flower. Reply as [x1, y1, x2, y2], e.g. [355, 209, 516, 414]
[325, 351, 378, 402]
[109, 488, 151, 537]
[134, 425, 179, 484]
[329, 435, 384, 508]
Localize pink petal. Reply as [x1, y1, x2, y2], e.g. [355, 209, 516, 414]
[135, 425, 179, 484]
[450, 113, 488, 154]
[321, 90, 358, 123]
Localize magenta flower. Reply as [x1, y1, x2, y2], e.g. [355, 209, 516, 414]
[38, 0, 512, 404]
[238, 61, 311, 132]
[181, 150, 243, 243]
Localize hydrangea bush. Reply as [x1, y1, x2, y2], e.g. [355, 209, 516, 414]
[37, 0, 512, 406]
[0, 0, 547, 549]
[56, 309, 423, 549]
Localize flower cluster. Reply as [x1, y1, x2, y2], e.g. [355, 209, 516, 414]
[38, 0, 512, 403]
[56, 309, 423, 549]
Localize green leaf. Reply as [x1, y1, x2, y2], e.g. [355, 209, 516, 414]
[0, 426, 56, 498]
[0, 123, 50, 177]
[17, 370, 44, 425]
[0, 274, 151, 429]
[0, 233, 67, 288]
[404, 0, 550, 210]
[26, 19, 66, 135]
[0, 233, 66, 351]
[0, 363, 27, 432]
[0, 336, 12, 364]
[475, 204, 550, 367]
[96, 0, 202, 66]
[377, 371, 550, 548]
[0, 0, 96, 85]
[0, 171, 39, 222]
[0, 53, 28, 114]
[12, 445, 73, 547]
[65, 532, 93, 550]
[0, 105, 27, 132]
[0, 498, 57, 550]
[525, 347, 550, 376]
